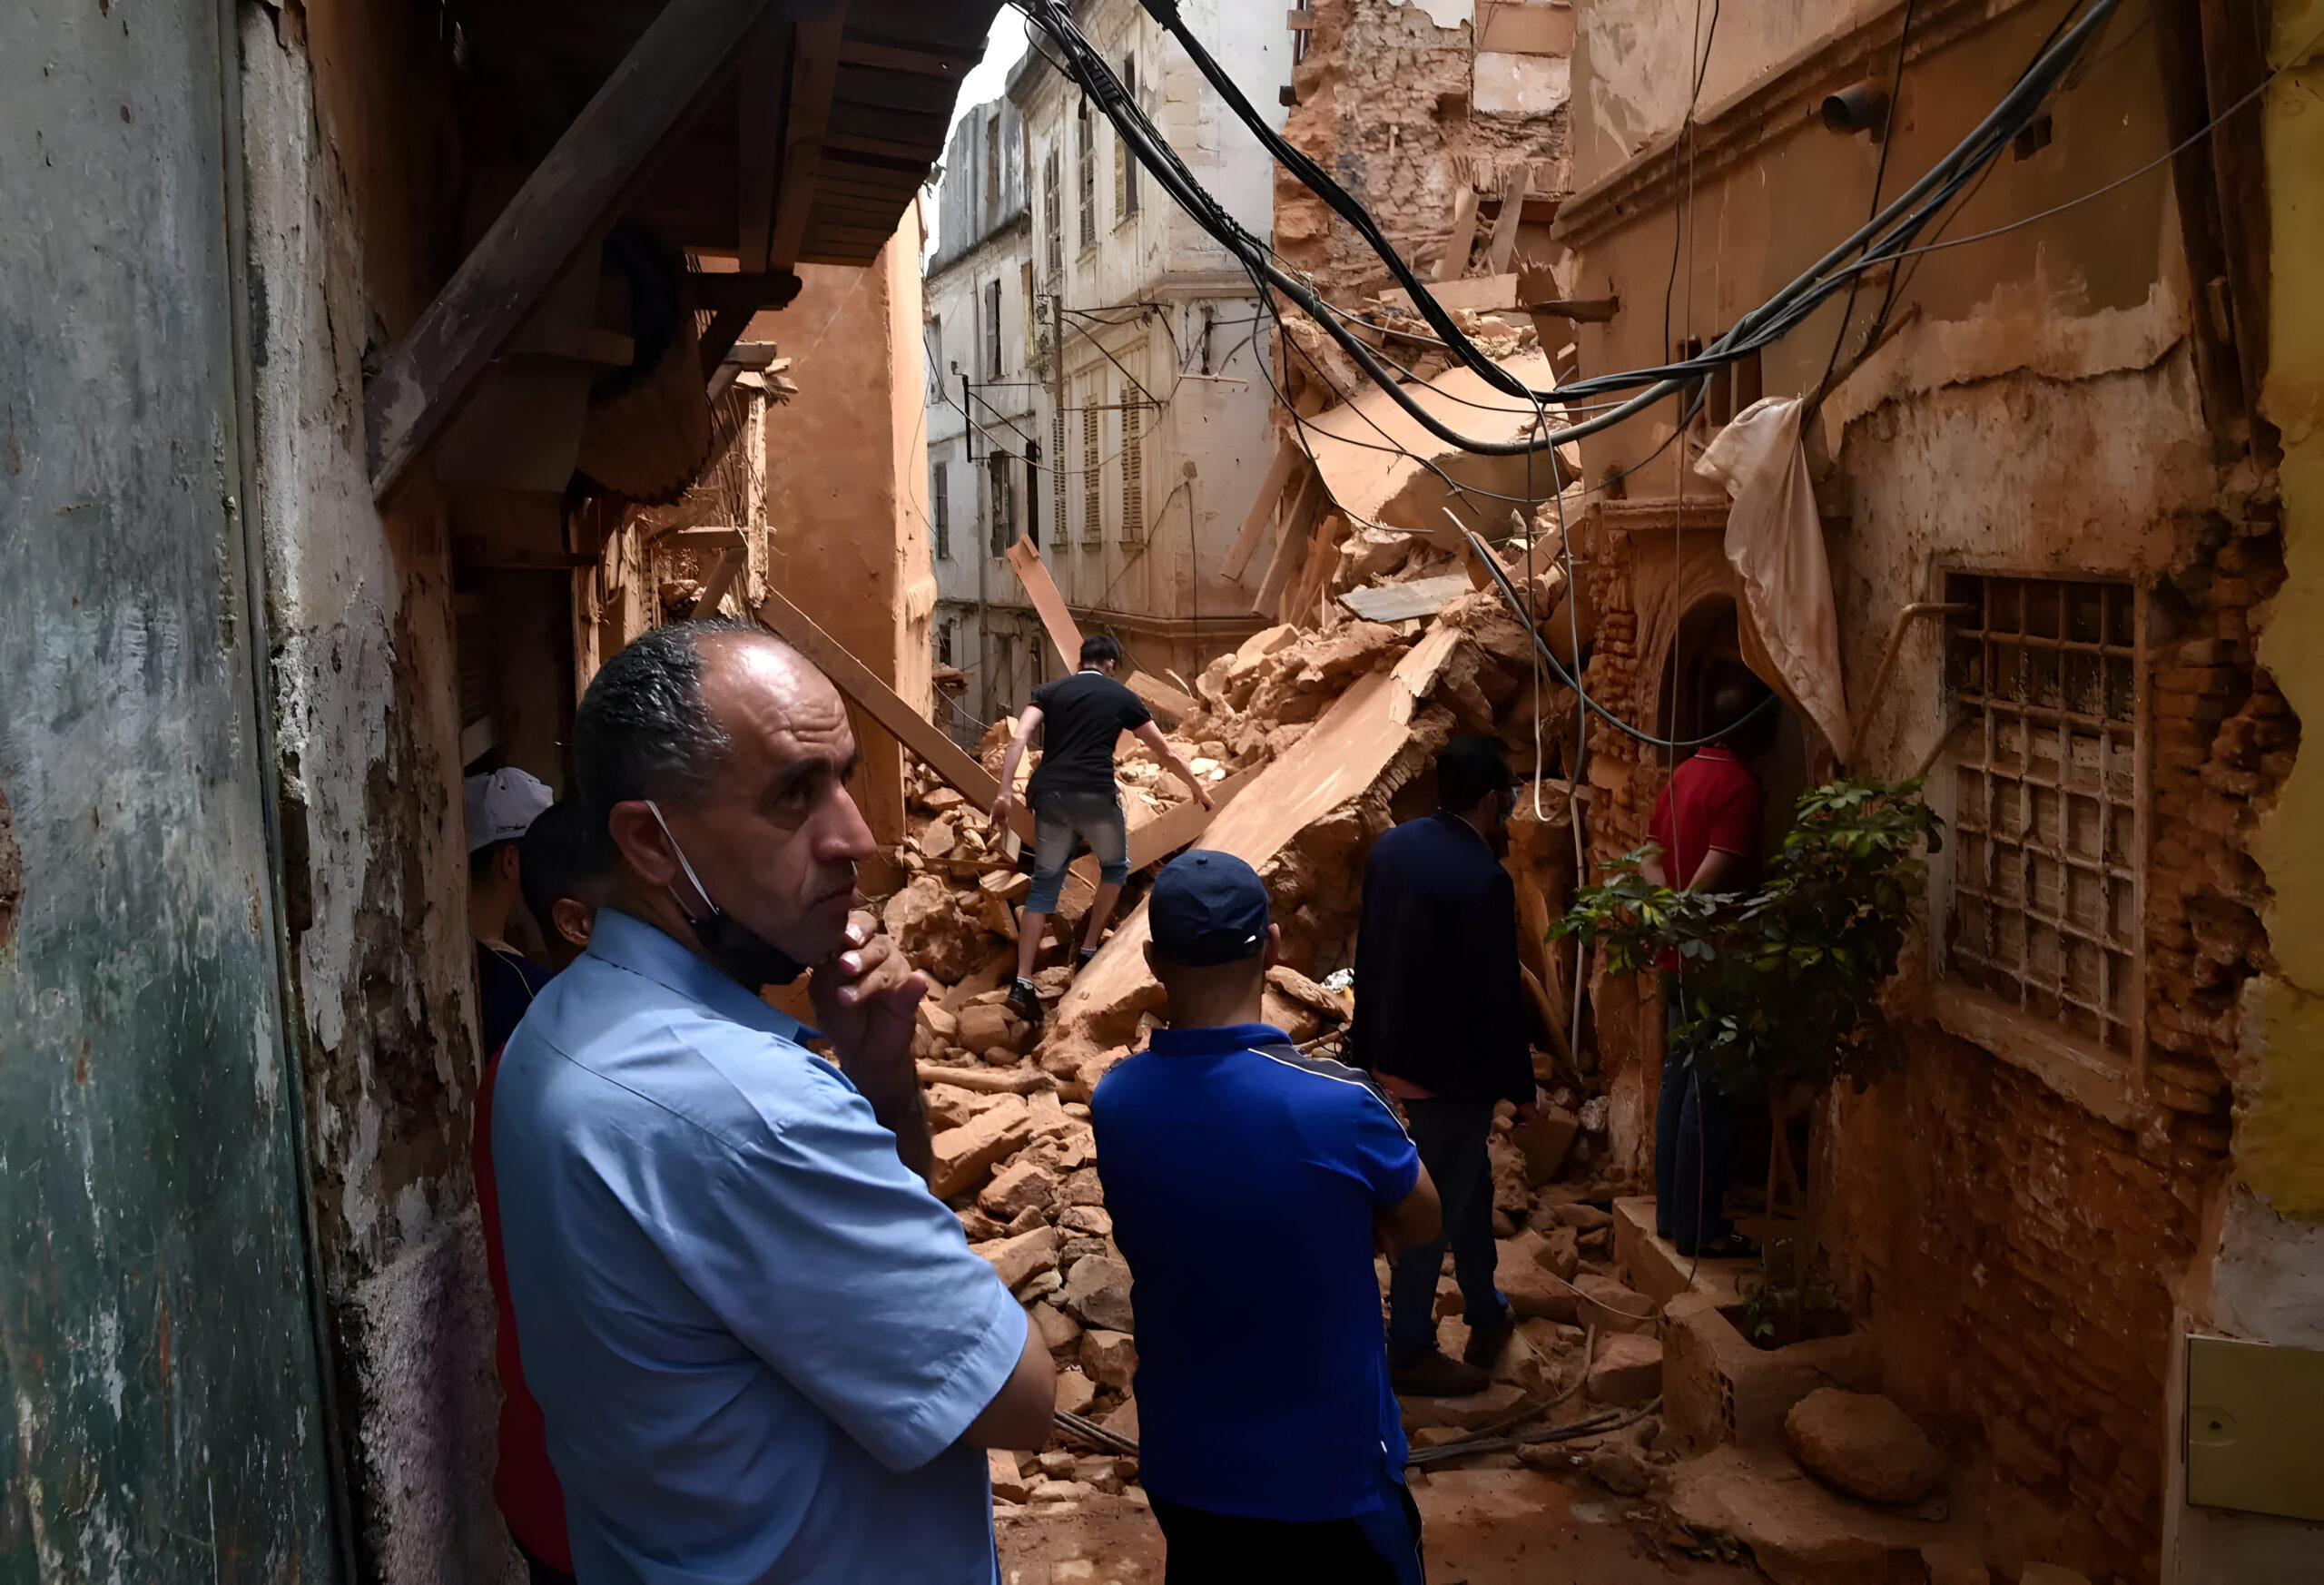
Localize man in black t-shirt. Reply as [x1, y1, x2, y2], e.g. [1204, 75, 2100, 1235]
[989, 635, 1213, 1029]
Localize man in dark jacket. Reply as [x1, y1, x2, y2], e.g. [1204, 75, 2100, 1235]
[1351, 736, 1538, 1398]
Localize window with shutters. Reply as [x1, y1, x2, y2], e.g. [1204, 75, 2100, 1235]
[1043, 148, 1063, 278]
[931, 461, 950, 560]
[1938, 573, 2148, 1068]
[1076, 101, 1097, 251]
[1050, 401, 1068, 550]
[989, 450, 1015, 555]
[1021, 262, 1037, 366]
[1081, 391, 1104, 545]
[1024, 440, 1041, 548]
[938, 619, 954, 667]
[1115, 58, 1139, 222]
[984, 113, 1000, 228]
[984, 279, 1003, 381]
[1118, 386, 1145, 542]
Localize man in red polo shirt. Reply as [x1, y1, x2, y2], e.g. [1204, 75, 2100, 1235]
[1641, 673, 1774, 1257]
[476, 797, 609, 1582]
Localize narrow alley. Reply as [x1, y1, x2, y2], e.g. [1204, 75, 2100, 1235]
[4, 1, 2321, 1583]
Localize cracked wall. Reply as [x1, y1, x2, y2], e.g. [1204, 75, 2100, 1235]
[239, 3, 505, 1580]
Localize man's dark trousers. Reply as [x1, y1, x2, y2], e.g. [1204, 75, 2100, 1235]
[1150, 1485, 1423, 1584]
[1654, 1053, 1738, 1255]
[1385, 1097, 1506, 1366]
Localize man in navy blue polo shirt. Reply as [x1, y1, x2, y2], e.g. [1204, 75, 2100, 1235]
[1093, 851, 1442, 1583]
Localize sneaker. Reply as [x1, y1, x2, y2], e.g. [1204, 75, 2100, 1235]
[1076, 946, 1099, 973]
[1461, 1313, 1514, 1371]
[1390, 1350, 1492, 1399]
[1005, 977, 1043, 1030]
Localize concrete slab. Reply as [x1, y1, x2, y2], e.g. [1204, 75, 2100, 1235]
[1668, 1443, 1958, 1585]
[1613, 1196, 1752, 1307]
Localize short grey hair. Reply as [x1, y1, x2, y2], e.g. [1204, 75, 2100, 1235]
[576, 619, 760, 818]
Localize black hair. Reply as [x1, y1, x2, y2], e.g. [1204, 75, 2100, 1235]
[1079, 633, 1123, 667]
[1436, 735, 1514, 812]
[518, 799, 606, 928]
[575, 619, 761, 822]
[468, 840, 511, 883]
[1708, 669, 1777, 755]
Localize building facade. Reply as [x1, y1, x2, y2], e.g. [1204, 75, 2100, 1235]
[1547, 1, 2319, 1579]
[924, 0, 1290, 739]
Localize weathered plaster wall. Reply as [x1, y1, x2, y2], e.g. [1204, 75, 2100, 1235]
[765, 222, 932, 846]
[0, 0, 340, 1574]
[1278, 0, 1571, 301]
[239, 4, 505, 1580]
[1559, 5, 2302, 1577]
[2173, 4, 2324, 1577]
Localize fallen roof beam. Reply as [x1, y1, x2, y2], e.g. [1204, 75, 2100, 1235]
[1221, 438, 1302, 581]
[736, 16, 794, 273]
[366, 0, 774, 502]
[756, 590, 1035, 842]
[1005, 537, 1085, 672]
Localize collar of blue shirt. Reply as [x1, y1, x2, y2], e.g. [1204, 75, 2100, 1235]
[585, 908, 811, 1046]
[1145, 1021, 1294, 1058]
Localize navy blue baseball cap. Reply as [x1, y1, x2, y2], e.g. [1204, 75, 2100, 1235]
[1148, 851, 1271, 967]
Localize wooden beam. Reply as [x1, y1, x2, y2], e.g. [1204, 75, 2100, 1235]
[1484, 168, 1529, 277]
[769, 8, 847, 271]
[1436, 188, 1482, 283]
[366, 0, 773, 502]
[737, 16, 793, 273]
[756, 591, 1034, 842]
[1253, 469, 1320, 615]
[695, 547, 744, 615]
[837, 38, 981, 80]
[694, 271, 806, 314]
[699, 301, 758, 379]
[1222, 438, 1301, 580]
[1005, 538, 1085, 672]
[1125, 767, 1257, 872]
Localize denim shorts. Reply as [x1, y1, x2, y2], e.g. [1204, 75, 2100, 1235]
[1026, 790, 1129, 911]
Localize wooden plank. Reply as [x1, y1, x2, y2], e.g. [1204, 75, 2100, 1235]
[737, 16, 793, 272]
[1338, 571, 1471, 624]
[1122, 670, 1197, 729]
[1125, 766, 1258, 871]
[1253, 469, 1320, 615]
[1223, 439, 1302, 580]
[694, 271, 805, 314]
[1485, 169, 1530, 276]
[1389, 621, 1463, 726]
[695, 547, 743, 615]
[1284, 511, 1344, 626]
[837, 38, 980, 80]
[769, 8, 846, 271]
[1384, 272, 1520, 315]
[755, 591, 1035, 842]
[1436, 188, 1482, 283]
[366, 0, 773, 501]
[1005, 537, 1085, 671]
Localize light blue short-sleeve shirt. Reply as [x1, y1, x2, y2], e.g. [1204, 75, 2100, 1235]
[492, 910, 1025, 1584]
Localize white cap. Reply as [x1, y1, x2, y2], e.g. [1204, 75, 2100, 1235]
[464, 768, 555, 853]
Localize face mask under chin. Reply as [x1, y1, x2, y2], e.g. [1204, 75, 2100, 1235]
[646, 802, 808, 989]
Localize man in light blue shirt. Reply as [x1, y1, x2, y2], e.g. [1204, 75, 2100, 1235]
[493, 620, 1055, 1583]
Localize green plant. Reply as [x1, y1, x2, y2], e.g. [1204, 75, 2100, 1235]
[1551, 776, 1942, 1097]
[1737, 1278, 1778, 1344]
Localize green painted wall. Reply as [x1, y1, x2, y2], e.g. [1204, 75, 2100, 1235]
[0, 0, 338, 1577]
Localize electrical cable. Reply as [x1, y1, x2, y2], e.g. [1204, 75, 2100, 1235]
[1021, 0, 2127, 458]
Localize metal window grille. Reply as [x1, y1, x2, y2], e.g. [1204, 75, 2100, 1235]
[988, 450, 1014, 555]
[1043, 149, 1063, 277]
[1077, 102, 1097, 251]
[1118, 388, 1144, 543]
[1942, 573, 2146, 1060]
[1081, 396, 1103, 544]
[931, 461, 949, 560]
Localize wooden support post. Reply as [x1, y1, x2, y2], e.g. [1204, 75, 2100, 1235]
[736, 16, 793, 273]
[1485, 168, 1529, 277]
[366, 0, 774, 501]
[695, 547, 744, 616]
[756, 591, 1035, 842]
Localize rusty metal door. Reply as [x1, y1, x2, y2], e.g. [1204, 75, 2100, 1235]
[0, 0, 339, 1578]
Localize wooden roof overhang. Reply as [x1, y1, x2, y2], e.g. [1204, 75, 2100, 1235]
[365, 0, 1000, 503]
